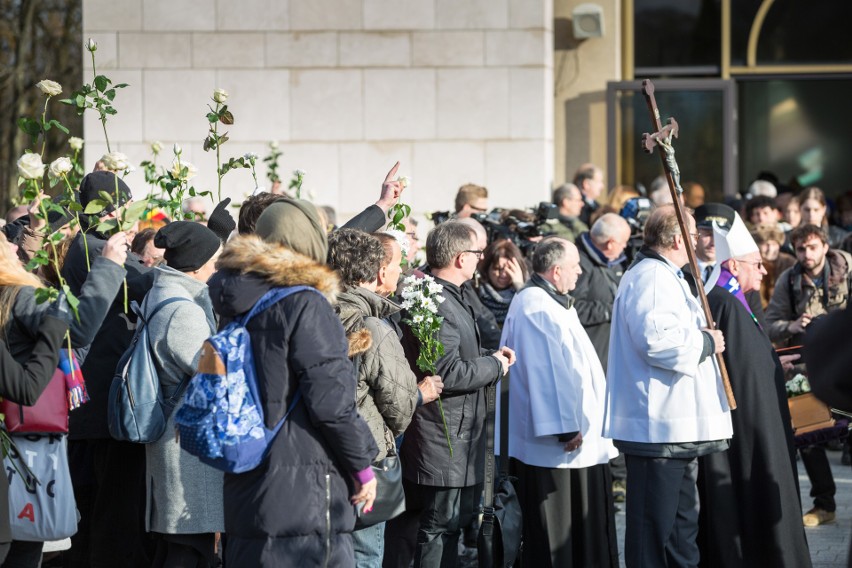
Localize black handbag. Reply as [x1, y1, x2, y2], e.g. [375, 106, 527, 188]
[354, 453, 406, 529]
[478, 383, 522, 567]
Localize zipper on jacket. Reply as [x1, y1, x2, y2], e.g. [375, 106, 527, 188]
[323, 473, 331, 568]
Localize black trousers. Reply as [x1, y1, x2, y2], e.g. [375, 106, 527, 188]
[65, 439, 153, 568]
[511, 459, 618, 568]
[800, 445, 836, 512]
[624, 455, 700, 568]
[383, 479, 481, 568]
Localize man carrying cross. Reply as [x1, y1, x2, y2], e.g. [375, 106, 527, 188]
[603, 205, 733, 567]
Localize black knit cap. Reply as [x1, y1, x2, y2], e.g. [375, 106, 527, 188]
[79, 171, 132, 213]
[206, 197, 236, 242]
[154, 221, 220, 272]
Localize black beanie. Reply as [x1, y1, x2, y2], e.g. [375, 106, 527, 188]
[154, 222, 221, 272]
[206, 198, 236, 242]
[79, 171, 132, 213]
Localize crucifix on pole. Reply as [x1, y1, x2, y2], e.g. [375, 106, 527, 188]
[640, 79, 737, 410]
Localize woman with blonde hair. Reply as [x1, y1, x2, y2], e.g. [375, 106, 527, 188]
[797, 187, 848, 248]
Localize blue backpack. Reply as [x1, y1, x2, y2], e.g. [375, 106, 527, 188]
[108, 297, 191, 443]
[174, 286, 317, 473]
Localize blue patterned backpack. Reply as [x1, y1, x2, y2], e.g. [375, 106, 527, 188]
[174, 286, 317, 473]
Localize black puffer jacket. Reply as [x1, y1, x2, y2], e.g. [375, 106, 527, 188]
[208, 236, 377, 568]
[572, 233, 626, 371]
[400, 274, 503, 488]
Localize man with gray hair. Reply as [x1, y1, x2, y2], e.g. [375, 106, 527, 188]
[501, 236, 618, 567]
[550, 183, 589, 241]
[395, 221, 516, 567]
[604, 205, 731, 567]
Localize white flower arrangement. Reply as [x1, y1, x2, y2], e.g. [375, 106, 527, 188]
[17, 153, 45, 180]
[68, 137, 84, 151]
[48, 157, 73, 179]
[100, 151, 130, 171]
[401, 274, 452, 456]
[36, 79, 62, 97]
[786, 373, 811, 398]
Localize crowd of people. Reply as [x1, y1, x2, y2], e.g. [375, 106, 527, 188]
[0, 156, 850, 568]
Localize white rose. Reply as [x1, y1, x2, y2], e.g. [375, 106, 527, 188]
[101, 152, 130, 171]
[17, 153, 45, 180]
[171, 160, 198, 181]
[151, 141, 163, 155]
[269, 141, 279, 150]
[36, 80, 62, 97]
[68, 137, 84, 151]
[213, 88, 228, 104]
[173, 143, 182, 156]
[49, 157, 73, 178]
[244, 152, 259, 162]
[86, 38, 98, 52]
[397, 176, 411, 188]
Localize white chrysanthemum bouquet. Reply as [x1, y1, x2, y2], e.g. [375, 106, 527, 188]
[400, 275, 453, 456]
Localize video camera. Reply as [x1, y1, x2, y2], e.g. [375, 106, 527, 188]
[619, 196, 653, 262]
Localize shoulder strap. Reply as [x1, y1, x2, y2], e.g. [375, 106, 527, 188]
[135, 296, 192, 326]
[483, 383, 498, 510]
[241, 285, 318, 325]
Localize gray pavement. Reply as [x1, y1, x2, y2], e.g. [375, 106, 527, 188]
[611, 448, 852, 567]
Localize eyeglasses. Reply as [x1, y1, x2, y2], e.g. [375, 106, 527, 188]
[463, 249, 485, 260]
[737, 259, 765, 270]
[468, 205, 488, 213]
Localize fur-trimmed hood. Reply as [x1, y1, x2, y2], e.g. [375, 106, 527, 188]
[208, 235, 341, 319]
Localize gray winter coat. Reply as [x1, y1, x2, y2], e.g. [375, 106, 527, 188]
[142, 266, 224, 534]
[337, 287, 419, 462]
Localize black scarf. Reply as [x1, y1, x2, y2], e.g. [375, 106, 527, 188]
[524, 273, 574, 309]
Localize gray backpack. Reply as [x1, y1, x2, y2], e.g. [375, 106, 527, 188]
[107, 297, 190, 443]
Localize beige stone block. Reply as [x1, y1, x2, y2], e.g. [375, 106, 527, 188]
[82, 33, 118, 69]
[509, 68, 552, 139]
[118, 33, 191, 68]
[290, 70, 363, 141]
[411, 32, 484, 67]
[364, 70, 435, 140]
[437, 69, 509, 139]
[337, 143, 412, 215]
[435, 0, 508, 29]
[485, 30, 549, 66]
[215, 70, 289, 142]
[271, 143, 341, 205]
[143, 0, 216, 31]
[142, 70, 216, 142]
[82, 69, 143, 144]
[509, 0, 553, 30]
[364, 0, 435, 30]
[216, 0, 289, 31]
[411, 142, 485, 212]
[485, 141, 552, 207]
[290, 0, 362, 31]
[266, 33, 337, 67]
[83, 0, 142, 31]
[192, 33, 265, 68]
[339, 33, 410, 67]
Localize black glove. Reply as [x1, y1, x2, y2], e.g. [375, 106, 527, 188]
[45, 292, 74, 325]
[207, 198, 236, 242]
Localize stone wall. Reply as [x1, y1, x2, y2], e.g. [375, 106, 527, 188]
[82, 0, 554, 221]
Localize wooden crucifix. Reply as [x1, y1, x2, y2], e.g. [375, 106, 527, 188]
[640, 79, 737, 410]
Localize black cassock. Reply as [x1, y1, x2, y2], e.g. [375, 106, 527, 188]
[697, 288, 812, 567]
